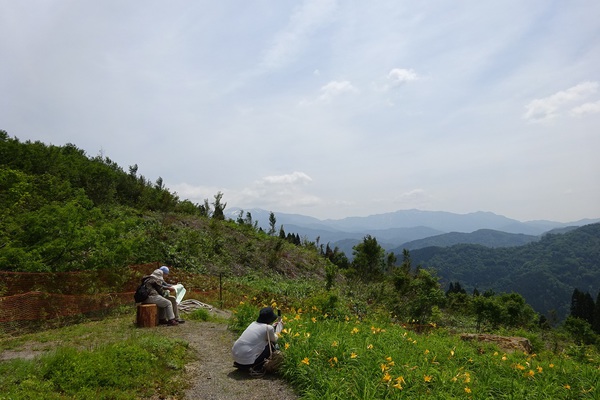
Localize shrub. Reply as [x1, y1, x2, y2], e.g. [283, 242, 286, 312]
[188, 308, 211, 321]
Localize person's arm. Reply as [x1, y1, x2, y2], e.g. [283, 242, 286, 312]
[267, 325, 279, 343]
[150, 279, 163, 293]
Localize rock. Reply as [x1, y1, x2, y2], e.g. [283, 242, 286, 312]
[460, 333, 532, 354]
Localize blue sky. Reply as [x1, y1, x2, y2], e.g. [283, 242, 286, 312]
[1, 1, 599, 222]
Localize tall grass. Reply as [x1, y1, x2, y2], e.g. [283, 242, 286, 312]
[232, 299, 599, 399]
[280, 311, 598, 399]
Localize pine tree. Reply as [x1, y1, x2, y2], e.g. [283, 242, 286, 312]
[593, 291, 600, 334]
[211, 192, 226, 220]
[570, 288, 595, 325]
[268, 212, 277, 235]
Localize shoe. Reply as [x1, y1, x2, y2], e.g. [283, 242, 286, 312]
[249, 366, 265, 377]
[176, 318, 185, 324]
[167, 319, 179, 326]
[158, 319, 169, 325]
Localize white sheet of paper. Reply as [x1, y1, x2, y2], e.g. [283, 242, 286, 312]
[173, 283, 186, 304]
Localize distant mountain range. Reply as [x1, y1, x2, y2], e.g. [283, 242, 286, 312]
[226, 208, 599, 256]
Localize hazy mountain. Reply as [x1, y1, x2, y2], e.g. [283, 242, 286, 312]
[226, 208, 599, 252]
[394, 229, 540, 251]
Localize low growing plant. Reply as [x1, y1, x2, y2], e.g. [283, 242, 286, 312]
[0, 319, 189, 399]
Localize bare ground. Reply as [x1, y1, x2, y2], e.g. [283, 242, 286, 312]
[161, 319, 299, 400]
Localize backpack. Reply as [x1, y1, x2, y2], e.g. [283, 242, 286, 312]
[134, 278, 150, 303]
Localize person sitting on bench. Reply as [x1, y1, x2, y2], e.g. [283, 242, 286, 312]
[141, 268, 180, 326]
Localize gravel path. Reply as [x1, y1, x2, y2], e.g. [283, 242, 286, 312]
[164, 320, 299, 400]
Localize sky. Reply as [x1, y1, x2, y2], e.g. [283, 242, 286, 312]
[1, 1, 599, 223]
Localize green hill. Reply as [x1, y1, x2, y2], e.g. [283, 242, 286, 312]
[394, 228, 539, 251]
[410, 223, 600, 320]
[0, 131, 328, 277]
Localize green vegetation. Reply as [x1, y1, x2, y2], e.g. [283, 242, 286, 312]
[278, 315, 599, 399]
[411, 223, 600, 320]
[0, 315, 189, 399]
[2, 132, 599, 398]
[0, 131, 329, 276]
[230, 296, 599, 399]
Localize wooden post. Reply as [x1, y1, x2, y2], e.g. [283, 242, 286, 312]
[136, 304, 157, 328]
[219, 272, 223, 309]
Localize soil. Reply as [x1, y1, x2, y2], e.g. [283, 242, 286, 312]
[162, 319, 299, 400]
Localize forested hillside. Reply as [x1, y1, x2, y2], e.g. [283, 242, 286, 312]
[0, 131, 328, 276]
[411, 223, 600, 319]
[395, 228, 540, 251]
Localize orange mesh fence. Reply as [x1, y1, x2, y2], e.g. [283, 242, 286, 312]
[0, 291, 133, 321]
[1, 263, 161, 296]
[0, 263, 244, 335]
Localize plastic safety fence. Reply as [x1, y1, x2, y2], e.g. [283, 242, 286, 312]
[0, 263, 243, 334]
[0, 291, 134, 321]
[0, 263, 160, 334]
[1, 263, 161, 296]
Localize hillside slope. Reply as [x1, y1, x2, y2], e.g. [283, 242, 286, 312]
[411, 223, 600, 319]
[395, 229, 539, 251]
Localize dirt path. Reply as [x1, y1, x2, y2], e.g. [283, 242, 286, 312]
[163, 320, 299, 400]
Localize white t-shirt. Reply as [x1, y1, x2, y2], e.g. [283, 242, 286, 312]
[232, 322, 278, 365]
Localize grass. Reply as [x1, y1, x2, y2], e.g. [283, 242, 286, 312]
[2, 275, 599, 399]
[229, 294, 600, 400]
[273, 308, 599, 399]
[0, 313, 190, 400]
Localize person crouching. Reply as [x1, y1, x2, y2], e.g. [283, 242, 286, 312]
[232, 307, 281, 375]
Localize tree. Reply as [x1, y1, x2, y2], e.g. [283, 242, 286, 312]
[386, 252, 397, 273]
[446, 281, 467, 295]
[400, 249, 411, 275]
[405, 269, 445, 324]
[211, 192, 226, 220]
[570, 288, 595, 325]
[351, 235, 385, 281]
[268, 212, 277, 236]
[279, 225, 286, 239]
[472, 292, 537, 331]
[563, 316, 597, 345]
[593, 291, 600, 334]
[198, 199, 211, 217]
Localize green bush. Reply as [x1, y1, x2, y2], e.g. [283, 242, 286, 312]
[188, 308, 211, 321]
[229, 302, 260, 334]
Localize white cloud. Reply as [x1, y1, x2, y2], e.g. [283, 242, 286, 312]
[570, 101, 600, 116]
[170, 172, 320, 211]
[169, 183, 225, 203]
[387, 68, 419, 86]
[523, 81, 599, 122]
[242, 172, 320, 209]
[261, 171, 313, 185]
[318, 80, 358, 102]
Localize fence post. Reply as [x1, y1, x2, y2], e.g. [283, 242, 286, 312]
[219, 272, 223, 309]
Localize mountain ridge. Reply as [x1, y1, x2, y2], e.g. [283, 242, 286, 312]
[226, 207, 600, 251]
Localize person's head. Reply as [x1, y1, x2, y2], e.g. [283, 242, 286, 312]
[160, 266, 170, 275]
[150, 269, 164, 280]
[256, 307, 278, 324]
